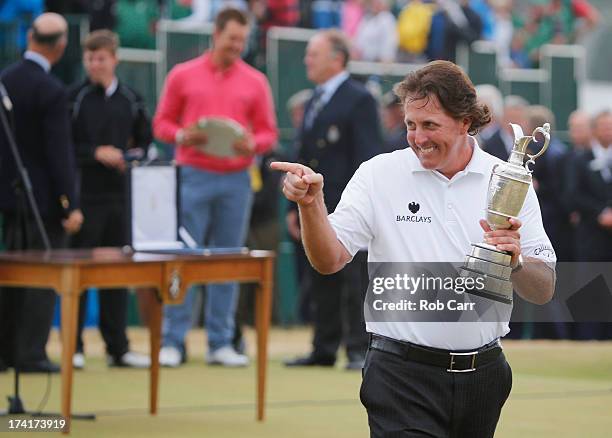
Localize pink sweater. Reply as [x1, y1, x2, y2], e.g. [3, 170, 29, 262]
[153, 52, 278, 172]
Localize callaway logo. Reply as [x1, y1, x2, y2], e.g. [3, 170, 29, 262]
[397, 201, 432, 223]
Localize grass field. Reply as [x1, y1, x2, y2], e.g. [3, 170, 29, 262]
[1, 327, 611, 437]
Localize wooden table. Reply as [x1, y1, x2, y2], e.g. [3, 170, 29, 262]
[0, 248, 274, 433]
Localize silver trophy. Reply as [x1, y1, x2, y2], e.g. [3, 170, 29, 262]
[460, 123, 551, 304]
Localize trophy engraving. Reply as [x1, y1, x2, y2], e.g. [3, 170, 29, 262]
[460, 123, 551, 304]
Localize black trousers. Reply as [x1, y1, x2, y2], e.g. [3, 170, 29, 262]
[0, 213, 67, 366]
[310, 250, 369, 360]
[360, 347, 512, 438]
[71, 199, 129, 359]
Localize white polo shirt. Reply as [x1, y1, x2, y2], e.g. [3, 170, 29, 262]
[328, 138, 556, 350]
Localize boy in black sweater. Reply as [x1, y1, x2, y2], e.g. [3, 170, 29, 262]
[68, 30, 152, 369]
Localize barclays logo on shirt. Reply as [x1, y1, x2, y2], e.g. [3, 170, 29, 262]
[396, 201, 432, 223]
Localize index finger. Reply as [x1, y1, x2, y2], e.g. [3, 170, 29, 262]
[270, 161, 305, 176]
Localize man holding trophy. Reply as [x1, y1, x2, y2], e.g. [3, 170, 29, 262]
[273, 60, 556, 437]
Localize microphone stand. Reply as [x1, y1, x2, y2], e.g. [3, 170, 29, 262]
[0, 81, 93, 421]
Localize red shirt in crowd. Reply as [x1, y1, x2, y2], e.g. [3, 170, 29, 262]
[153, 52, 278, 173]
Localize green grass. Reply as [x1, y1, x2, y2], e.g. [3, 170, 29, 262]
[1, 330, 611, 437]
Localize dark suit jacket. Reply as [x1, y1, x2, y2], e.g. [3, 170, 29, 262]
[0, 59, 78, 220]
[569, 149, 612, 261]
[481, 127, 510, 161]
[297, 78, 381, 213]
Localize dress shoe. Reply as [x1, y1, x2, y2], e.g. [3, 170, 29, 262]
[284, 353, 335, 367]
[19, 359, 60, 373]
[345, 353, 366, 371]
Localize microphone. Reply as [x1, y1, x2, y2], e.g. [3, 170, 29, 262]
[0, 81, 13, 112]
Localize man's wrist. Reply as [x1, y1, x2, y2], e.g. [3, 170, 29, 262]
[512, 254, 524, 273]
[175, 129, 185, 145]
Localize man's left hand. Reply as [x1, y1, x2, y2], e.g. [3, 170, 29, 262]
[480, 217, 522, 268]
[233, 135, 255, 156]
[62, 209, 84, 235]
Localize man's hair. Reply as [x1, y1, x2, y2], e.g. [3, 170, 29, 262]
[321, 29, 350, 67]
[393, 60, 491, 135]
[503, 94, 529, 110]
[83, 30, 119, 54]
[475, 84, 503, 121]
[215, 8, 248, 32]
[31, 24, 65, 47]
[593, 109, 612, 129]
[527, 105, 556, 131]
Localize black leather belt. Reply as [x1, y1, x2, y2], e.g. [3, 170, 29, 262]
[369, 334, 502, 373]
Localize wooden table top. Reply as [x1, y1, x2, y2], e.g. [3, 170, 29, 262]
[0, 248, 275, 265]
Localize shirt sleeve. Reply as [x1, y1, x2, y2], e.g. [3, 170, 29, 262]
[153, 68, 184, 144]
[250, 76, 278, 154]
[328, 161, 375, 257]
[518, 184, 557, 264]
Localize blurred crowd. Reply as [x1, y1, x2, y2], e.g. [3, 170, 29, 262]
[0, 0, 598, 67]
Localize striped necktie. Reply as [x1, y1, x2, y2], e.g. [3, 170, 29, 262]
[304, 87, 324, 130]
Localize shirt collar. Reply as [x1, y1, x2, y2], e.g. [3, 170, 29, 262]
[317, 70, 350, 106]
[105, 77, 118, 97]
[409, 136, 491, 176]
[592, 141, 607, 159]
[24, 51, 51, 73]
[202, 51, 239, 75]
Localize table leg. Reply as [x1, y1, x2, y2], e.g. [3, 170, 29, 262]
[254, 259, 274, 421]
[149, 290, 162, 415]
[59, 268, 79, 434]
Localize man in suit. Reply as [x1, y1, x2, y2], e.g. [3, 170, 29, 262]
[284, 29, 381, 370]
[0, 13, 83, 373]
[571, 110, 612, 261]
[569, 110, 612, 340]
[482, 95, 529, 161]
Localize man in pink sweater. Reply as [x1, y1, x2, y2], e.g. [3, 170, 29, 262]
[153, 8, 277, 367]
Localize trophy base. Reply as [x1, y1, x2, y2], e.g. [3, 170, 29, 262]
[460, 243, 514, 305]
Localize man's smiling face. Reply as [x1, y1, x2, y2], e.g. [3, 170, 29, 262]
[404, 94, 472, 179]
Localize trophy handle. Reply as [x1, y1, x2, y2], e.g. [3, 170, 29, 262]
[525, 123, 551, 169]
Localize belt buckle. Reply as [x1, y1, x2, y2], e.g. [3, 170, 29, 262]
[447, 351, 478, 373]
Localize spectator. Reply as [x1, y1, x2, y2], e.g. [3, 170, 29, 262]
[153, 8, 277, 367]
[491, 0, 514, 67]
[381, 90, 409, 153]
[567, 110, 612, 340]
[68, 30, 153, 370]
[311, 0, 342, 29]
[0, 0, 43, 51]
[341, 0, 364, 39]
[396, 0, 435, 63]
[475, 83, 504, 142]
[0, 13, 82, 374]
[481, 94, 528, 160]
[568, 109, 594, 151]
[354, 0, 397, 63]
[284, 30, 380, 371]
[429, 0, 482, 63]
